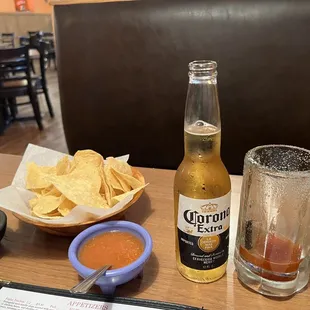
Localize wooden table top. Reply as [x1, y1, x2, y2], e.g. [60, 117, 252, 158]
[0, 153, 309, 309]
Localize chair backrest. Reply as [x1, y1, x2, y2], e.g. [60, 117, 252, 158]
[30, 40, 49, 85]
[1, 33, 15, 48]
[38, 32, 55, 49]
[16, 36, 48, 82]
[19, 37, 30, 47]
[55, 0, 310, 174]
[0, 46, 29, 63]
[28, 31, 40, 37]
[29, 33, 41, 46]
[0, 46, 32, 85]
[40, 32, 53, 38]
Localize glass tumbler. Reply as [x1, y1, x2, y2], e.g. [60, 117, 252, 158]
[234, 145, 310, 297]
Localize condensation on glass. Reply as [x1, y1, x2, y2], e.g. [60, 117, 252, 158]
[235, 145, 310, 297]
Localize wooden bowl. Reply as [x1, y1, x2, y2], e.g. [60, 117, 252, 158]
[13, 168, 145, 237]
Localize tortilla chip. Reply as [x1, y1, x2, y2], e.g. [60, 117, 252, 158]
[29, 196, 38, 209]
[132, 168, 145, 184]
[111, 169, 131, 192]
[26, 149, 145, 219]
[31, 188, 44, 197]
[99, 166, 112, 206]
[56, 156, 71, 176]
[73, 150, 103, 168]
[105, 157, 134, 191]
[42, 185, 62, 197]
[32, 195, 64, 215]
[32, 210, 63, 219]
[111, 186, 144, 207]
[26, 163, 56, 189]
[112, 168, 144, 190]
[106, 157, 132, 175]
[50, 164, 108, 208]
[58, 198, 76, 216]
[103, 165, 124, 193]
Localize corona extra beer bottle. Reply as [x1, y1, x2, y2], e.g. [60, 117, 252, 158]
[174, 60, 231, 283]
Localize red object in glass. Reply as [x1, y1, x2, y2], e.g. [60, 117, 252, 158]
[240, 233, 303, 281]
[15, 0, 29, 12]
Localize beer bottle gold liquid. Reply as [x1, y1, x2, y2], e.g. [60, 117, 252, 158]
[174, 60, 231, 283]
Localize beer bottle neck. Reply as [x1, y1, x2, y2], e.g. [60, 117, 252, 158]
[183, 60, 221, 161]
[184, 128, 221, 161]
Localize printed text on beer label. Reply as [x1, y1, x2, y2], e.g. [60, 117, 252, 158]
[177, 192, 231, 237]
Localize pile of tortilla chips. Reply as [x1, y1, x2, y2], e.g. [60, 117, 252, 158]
[26, 150, 145, 219]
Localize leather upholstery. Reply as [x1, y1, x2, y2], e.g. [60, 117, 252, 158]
[55, 0, 310, 174]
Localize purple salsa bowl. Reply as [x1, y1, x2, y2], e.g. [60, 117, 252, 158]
[68, 221, 153, 295]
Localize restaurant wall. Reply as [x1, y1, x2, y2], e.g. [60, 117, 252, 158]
[0, 0, 52, 14]
[0, 12, 53, 37]
[29, 0, 53, 14]
[0, 0, 15, 12]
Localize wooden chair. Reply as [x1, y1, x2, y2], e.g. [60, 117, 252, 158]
[19, 36, 30, 47]
[1, 33, 15, 48]
[0, 99, 11, 134]
[32, 40, 55, 118]
[20, 36, 37, 73]
[26, 36, 54, 117]
[28, 31, 39, 37]
[39, 32, 56, 69]
[40, 32, 53, 38]
[0, 46, 43, 130]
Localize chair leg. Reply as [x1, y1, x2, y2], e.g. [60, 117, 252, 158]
[43, 87, 54, 118]
[29, 92, 43, 130]
[0, 100, 6, 134]
[8, 98, 17, 119]
[12, 97, 18, 115]
[30, 60, 36, 74]
[3, 99, 10, 120]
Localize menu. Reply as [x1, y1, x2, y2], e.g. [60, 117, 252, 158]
[0, 288, 159, 310]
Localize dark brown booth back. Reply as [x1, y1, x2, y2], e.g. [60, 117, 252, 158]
[55, 0, 310, 174]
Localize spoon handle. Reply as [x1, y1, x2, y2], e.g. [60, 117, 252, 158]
[70, 265, 112, 294]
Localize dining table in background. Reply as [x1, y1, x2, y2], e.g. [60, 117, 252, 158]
[0, 153, 309, 310]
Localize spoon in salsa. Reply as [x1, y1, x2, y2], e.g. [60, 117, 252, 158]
[70, 265, 112, 294]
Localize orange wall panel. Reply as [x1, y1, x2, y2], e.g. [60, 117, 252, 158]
[37, 0, 52, 13]
[0, 0, 52, 13]
[27, 0, 35, 11]
[30, 0, 52, 13]
[0, 0, 16, 12]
